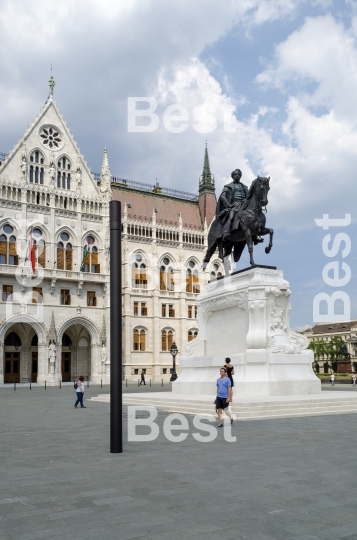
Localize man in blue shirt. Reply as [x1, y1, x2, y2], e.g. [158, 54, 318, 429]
[216, 367, 233, 427]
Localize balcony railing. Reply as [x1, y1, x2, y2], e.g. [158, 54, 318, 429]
[0, 264, 107, 282]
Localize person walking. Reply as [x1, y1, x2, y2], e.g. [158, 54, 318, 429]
[352, 374, 356, 387]
[139, 369, 146, 385]
[224, 357, 234, 392]
[215, 367, 233, 427]
[330, 372, 335, 387]
[74, 376, 86, 408]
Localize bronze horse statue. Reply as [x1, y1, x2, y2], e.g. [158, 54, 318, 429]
[203, 176, 274, 267]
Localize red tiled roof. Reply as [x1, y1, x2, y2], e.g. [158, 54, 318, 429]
[198, 192, 217, 226]
[112, 186, 203, 229]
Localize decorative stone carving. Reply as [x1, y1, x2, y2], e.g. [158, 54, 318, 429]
[78, 279, 84, 295]
[50, 277, 56, 294]
[202, 291, 246, 313]
[20, 144, 27, 183]
[75, 155, 82, 196]
[48, 341, 57, 374]
[101, 344, 107, 374]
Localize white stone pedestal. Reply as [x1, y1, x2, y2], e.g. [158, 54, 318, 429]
[173, 266, 320, 396]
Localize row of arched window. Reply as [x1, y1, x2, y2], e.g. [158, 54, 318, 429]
[133, 328, 198, 352]
[0, 223, 99, 273]
[132, 254, 223, 292]
[28, 150, 72, 190]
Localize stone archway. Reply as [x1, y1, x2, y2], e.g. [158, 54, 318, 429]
[0, 315, 47, 384]
[57, 316, 101, 382]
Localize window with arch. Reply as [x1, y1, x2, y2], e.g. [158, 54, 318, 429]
[82, 235, 100, 273]
[29, 150, 45, 184]
[57, 231, 72, 270]
[32, 228, 46, 268]
[186, 260, 200, 293]
[210, 262, 223, 281]
[57, 156, 71, 190]
[133, 328, 146, 351]
[161, 329, 174, 351]
[5, 332, 21, 347]
[188, 329, 198, 342]
[0, 223, 18, 265]
[160, 257, 174, 291]
[132, 253, 147, 288]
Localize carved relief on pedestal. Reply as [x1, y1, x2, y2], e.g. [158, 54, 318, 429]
[202, 291, 247, 313]
[266, 292, 307, 353]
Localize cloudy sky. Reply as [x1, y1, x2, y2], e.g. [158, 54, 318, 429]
[0, 0, 356, 327]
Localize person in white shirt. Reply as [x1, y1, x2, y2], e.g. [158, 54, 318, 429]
[74, 375, 86, 408]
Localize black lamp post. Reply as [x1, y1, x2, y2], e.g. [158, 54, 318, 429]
[170, 342, 178, 382]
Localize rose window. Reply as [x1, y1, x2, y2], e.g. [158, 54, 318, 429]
[39, 126, 62, 149]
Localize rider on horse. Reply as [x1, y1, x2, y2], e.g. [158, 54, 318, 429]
[217, 169, 263, 243]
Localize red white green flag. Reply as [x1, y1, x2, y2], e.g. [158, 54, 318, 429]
[27, 228, 36, 275]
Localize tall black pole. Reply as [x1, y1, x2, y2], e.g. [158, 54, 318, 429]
[110, 200, 122, 453]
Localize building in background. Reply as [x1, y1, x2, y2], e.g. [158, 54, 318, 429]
[304, 321, 357, 373]
[0, 84, 222, 384]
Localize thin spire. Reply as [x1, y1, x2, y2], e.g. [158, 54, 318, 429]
[48, 311, 57, 343]
[101, 147, 111, 177]
[199, 142, 215, 194]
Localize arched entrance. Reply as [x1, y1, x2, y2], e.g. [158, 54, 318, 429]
[60, 325, 92, 382]
[3, 324, 40, 383]
[4, 332, 21, 383]
[0, 315, 47, 385]
[58, 316, 101, 383]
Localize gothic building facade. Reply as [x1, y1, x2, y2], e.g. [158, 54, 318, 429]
[0, 88, 221, 384]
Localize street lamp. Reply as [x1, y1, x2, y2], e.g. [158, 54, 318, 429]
[170, 342, 178, 382]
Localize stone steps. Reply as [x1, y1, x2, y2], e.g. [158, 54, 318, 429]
[90, 393, 357, 421]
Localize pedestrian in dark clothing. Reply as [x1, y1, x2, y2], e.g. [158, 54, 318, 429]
[74, 376, 86, 408]
[224, 357, 235, 392]
[139, 370, 146, 385]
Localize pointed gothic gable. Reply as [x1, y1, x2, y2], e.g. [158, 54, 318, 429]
[0, 97, 101, 198]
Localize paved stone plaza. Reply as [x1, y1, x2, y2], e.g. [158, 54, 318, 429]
[1, 386, 357, 540]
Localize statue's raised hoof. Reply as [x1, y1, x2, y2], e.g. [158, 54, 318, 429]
[265, 247, 271, 254]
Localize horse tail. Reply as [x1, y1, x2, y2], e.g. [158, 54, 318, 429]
[203, 242, 217, 263]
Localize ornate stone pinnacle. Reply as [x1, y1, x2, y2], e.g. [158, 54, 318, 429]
[48, 75, 56, 97]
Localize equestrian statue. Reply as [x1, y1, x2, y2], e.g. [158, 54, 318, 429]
[203, 169, 274, 268]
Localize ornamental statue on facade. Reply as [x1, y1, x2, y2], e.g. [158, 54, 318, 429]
[101, 343, 107, 374]
[48, 151, 56, 190]
[48, 341, 57, 374]
[21, 144, 27, 183]
[203, 168, 274, 268]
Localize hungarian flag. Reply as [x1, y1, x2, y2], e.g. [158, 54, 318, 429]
[80, 245, 89, 272]
[28, 228, 35, 275]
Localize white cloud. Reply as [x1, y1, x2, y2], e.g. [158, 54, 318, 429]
[0, 0, 303, 165]
[1, 2, 356, 233]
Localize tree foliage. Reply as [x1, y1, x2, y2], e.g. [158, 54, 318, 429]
[308, 336, 347, 372]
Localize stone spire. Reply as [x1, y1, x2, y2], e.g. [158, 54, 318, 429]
[48, 311, 57, 344]
[199, 142, 215, 194]
[101, 147, 111, 177]
[99, 147, 112, 198]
